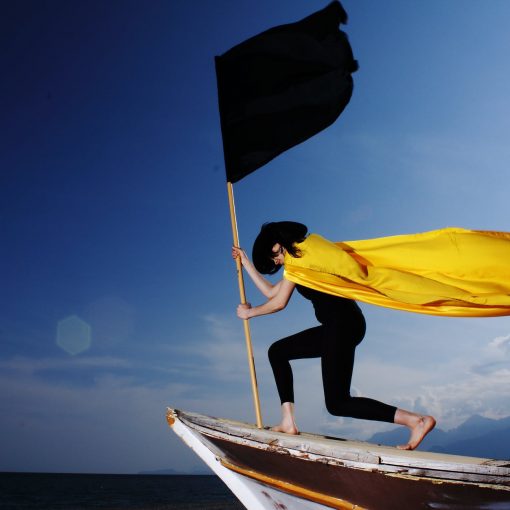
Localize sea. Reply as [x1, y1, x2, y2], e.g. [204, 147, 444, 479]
[0, 473, 245, 510]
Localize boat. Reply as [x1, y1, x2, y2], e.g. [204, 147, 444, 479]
[167, 407, 510, 510]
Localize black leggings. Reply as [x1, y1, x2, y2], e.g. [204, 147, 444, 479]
[268, 320, 397, 423]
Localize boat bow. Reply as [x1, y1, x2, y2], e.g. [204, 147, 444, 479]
[167, 408, 510, 510]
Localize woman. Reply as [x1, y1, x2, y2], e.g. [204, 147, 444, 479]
[232, 221, 436, 450]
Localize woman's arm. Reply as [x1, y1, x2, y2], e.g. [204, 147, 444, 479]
[237, 278, 295, 319]
[232, 246, 281, 298]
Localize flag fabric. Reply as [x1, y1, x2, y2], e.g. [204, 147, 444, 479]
[283, 228, 510, 317]
[215, 1, 358, 183]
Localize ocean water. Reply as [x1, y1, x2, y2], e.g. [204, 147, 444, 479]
[0, 473, 245, 510]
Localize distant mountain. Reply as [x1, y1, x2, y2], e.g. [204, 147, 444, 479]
[138, 468, 180, 475]
[368, 414, 510, 459]
[438, 427, 510, 459]
[138, 465, 213, 475]
[190, 466, 213, 475]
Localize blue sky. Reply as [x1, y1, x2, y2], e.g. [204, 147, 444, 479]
[1, 0, 510, 474]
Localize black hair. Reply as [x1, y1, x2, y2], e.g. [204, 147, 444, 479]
[252, 221, 308, 275]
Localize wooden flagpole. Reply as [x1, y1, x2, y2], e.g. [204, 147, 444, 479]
[227, 182, 263, 429]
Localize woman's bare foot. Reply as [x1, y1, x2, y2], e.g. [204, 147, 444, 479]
[271, 402, 300, 435]
[397, 414, 436, 450]
[271, 421, 299, 434]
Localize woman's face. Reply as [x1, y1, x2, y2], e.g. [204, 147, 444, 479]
[271, 243, 286, 266]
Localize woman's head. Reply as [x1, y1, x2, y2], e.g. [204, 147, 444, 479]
[252, 221, 308, 274]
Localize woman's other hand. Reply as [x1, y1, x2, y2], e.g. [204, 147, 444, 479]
[237, 303, 252, 320]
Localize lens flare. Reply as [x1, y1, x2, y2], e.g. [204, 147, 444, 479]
[56, 315, 91, 355]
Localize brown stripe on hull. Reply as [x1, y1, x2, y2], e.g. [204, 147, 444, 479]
[221, 458, 365, 509]
[208, 436, 510, 510]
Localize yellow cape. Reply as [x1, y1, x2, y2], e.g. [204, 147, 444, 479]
[283, 227, 510, 317]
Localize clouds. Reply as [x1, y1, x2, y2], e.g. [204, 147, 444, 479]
[415, 369, 510, 429]
[197, 314, 253, 382]
[0, 349, 244, 474]
[0, 365, 193, 473]
[0, 307, 509, 473]
[473, 334, 510, 375]
[421, 332, 510, 427]
[164, 313, 274, 386]
[0, 313, 279, 473]
[366, 328, 510, 433]
[0, 355, 131, 375]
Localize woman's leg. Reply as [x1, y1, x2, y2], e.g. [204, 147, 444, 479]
[268, 326, 323, 404]
[268, 326, 323, 434]
[321, 320, 397, 422]
[321, 319, 435, 449]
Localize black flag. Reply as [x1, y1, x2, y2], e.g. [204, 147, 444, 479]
[215, 1, 358, 183]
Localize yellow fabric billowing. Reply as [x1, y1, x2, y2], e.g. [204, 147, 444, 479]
[282, 228, 510, 317]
